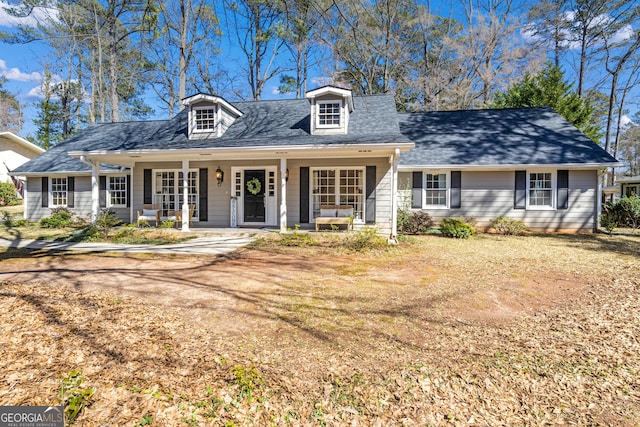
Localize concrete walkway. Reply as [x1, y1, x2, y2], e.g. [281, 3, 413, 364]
[0, 235, 256, 256]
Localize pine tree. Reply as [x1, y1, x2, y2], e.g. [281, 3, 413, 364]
[493, 64, 601, 142]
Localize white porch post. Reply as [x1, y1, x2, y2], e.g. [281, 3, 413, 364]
[280, 158, 288, 232]
[597, 169, 603, 231]
[390, 148, 399, 239]
[91, 162, 100, 222]
[181, 160, 190, 232]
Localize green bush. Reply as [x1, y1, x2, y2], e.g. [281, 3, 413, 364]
[160, 219, 176, 229]
[397, 210, 434, 235]
[439, 218, 476, 239]
[603, 195, 640, 230]
[0, 181, 19, 206]
[278, 225, 318, 247]
[344, 227, 387, 251]
[95, 208, 122, 238]
[40, 207, 74, 228]
[491, 216, 529, 235]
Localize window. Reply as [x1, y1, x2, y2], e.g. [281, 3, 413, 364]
[108, 176, 127, 207]
[51, 177, 67, 207]
[625, 185, 639, 197]
[194, 107, 216, 131]
[425, 173, 448, 207]
[154, 170, 199, 219]
[317, 102, 341, 127]
[312, 168, 364, 221]
[528, 172, 553, 208]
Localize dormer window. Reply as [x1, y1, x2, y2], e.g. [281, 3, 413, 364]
[182, 93, 243, 139]
[305, 86, 354, 136]
[318, 101, 342, 127]
[194, 107, 216, 132]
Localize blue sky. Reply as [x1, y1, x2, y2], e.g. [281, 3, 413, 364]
[0, 0, 638, 141]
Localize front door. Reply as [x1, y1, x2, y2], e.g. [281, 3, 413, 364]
[244, 170, 266, 223]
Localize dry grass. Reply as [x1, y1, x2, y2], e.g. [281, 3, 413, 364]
[0, 234, 639, 426]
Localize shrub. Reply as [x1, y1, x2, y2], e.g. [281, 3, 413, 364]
[491, 216, 529, 235]
[398, 210, 434, 235]
[599, 214, 617, 234]
[278, 225, 318, 247]
[40, 207, 74, 228]
[439, 218, 476, 239]
[0, 181, 19, 206]
[603, 195, 640, 230]
[344, 227, 387, 251]
[160, 219, 176, 229]
[95, 208, 122, 238]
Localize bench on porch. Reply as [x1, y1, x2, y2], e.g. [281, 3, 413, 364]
[315, 205, 354, 232]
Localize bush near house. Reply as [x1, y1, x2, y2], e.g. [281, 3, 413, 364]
[40, 207, 75, 228]
[491, 216, 530, 235]
[602, 195, 640, 230]
[0, 181, 19, 206]
[397, 210, 434, 235]
[439, 218, 476, 239]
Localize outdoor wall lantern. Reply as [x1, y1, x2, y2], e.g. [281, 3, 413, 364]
[285, 168, 289, 182]
[216, 166, 224, 186]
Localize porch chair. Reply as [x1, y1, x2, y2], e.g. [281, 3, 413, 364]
[136, 204, 160, 227]
[170, 204, 196, 228]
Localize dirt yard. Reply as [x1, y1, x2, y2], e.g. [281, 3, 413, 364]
[0, 234, 639, 426]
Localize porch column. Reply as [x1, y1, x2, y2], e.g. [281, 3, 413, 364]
[280, 158, 288, 232]
[81, 156, 100, 223]
[597, 169, 603, 231]
[182, 160, 190, 232]
[390, 148, 399, 239]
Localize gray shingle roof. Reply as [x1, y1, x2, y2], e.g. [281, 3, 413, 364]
[398, 107, 618, 166]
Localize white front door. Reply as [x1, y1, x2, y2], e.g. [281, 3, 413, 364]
[232, 166, 277, 226]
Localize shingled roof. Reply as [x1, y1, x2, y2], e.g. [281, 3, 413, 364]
[398, 107, 618, 167]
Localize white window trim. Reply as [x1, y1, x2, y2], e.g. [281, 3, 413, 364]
[421, 170, 450, 210]
[152, 169, 200, 220]
[309, 166, 366, 223]
[49, 177, 68, 208]
[316, 100, 343, 129]
[107, 175, 127, 208]
[526, 170, 556, 211]
[191, 105, 217, 134]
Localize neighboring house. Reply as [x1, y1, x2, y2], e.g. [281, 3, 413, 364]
[1, 131, 45, 183]
[618, 176, 640, 198]
[12, 86, 619, 234]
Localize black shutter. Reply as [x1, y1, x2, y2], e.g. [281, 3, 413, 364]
[450, 171, 461, 209]
[514, 170, 526, 209]
[126, 175, 131, 208]
[67, 177, 75, 208]
[199, 168, 208, 221]
[412, 171, 422, 208]
[300, 167, 309, 223]
[143, 169, 153, 204]
[557, 170, 569, 210]
[41, 177, 48, 208]
[366, 166, 376, 223]
[99, 176, 107, 208]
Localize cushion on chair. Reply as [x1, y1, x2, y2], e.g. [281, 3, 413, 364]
[337, 208, 353, 217]
[142, 209, 157, 217]
[320, 208, 337, 217]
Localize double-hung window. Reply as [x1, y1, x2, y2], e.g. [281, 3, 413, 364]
[317, 101, 341, 127]
[108, 176, 127, 207]
[527, 172, 554, 209]
[194, 107, 216, 132]
[424, 173, 448, 207]
[51, 177, 67, 207]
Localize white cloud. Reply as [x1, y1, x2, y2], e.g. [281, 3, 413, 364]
[0, 59, 41, 81]
[620, 115, 633, 128]
[0, 0, 57, 28]
[310, 76, 333, 87]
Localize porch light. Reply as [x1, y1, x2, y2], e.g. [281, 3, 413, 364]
[285, 168, 289, 182]
[216, 166, 224, 186]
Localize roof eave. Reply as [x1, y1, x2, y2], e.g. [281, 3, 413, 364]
[398, 162, 623, 171]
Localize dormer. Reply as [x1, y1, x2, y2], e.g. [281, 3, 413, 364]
[305, 86, 354, 135]
[182, 94, 243, 139]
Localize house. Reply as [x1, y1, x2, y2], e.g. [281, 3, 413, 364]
[617, 176, 640, 198]
[12, 86, 619, 234]
[1, 131, 45, 185]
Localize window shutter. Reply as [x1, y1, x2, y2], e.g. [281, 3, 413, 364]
[514, 171, 526, 209]
[199, 168, 208, 221]
[41, 177, 48, 208]
[126, 175, 131, 208]
[99, 176, 107, 208]
[67, 177, 75, 208]
[300, 167, 309, 223]
[366, 166, 376, 223]
[557, 170, 569, 210]
[450, 171, 461, 209]
[412, 171, 422, 208]
[143, 169, 153, 205]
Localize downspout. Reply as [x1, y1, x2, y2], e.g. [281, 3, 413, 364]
[80, 155, 100, 222]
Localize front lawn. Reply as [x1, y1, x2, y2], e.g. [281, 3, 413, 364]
[0, 234, 639, 425]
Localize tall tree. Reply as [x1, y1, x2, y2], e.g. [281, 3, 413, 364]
[526, 0, 571, 68]
[618, 123, 640, 177]
[0, 77, 23, 133]
[493, 64, 601, 141]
